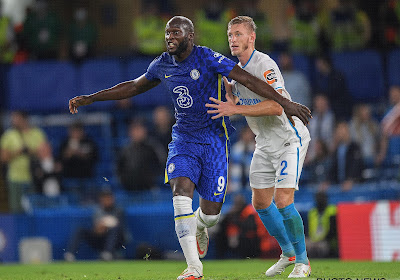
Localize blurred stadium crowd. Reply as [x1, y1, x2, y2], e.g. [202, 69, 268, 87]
[0, 0, 400, 261]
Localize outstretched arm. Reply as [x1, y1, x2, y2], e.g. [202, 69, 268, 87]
[228, 65, 311, 125]
[69, 75, 160, 114]
[206, 77, 283, 119]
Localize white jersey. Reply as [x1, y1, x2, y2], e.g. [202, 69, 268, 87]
[233, 50, 310, 154]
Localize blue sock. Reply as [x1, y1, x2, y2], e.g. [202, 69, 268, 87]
[278, 203, 308, 264]
[256, 202, 295, 257]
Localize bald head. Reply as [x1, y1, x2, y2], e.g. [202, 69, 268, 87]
[166, 16, 194, 34]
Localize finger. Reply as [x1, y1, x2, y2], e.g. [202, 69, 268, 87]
[207, 109, 220, 114]
[223, 76, 229, 87]
[225, 92, 233, 102]
[288, 115, 295, 126]
[211, 113, 224, 119]
[206, 103, 219, 109]
[209, 97, 221, 104]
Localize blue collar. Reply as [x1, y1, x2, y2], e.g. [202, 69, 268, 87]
[242, 49, 256, 69]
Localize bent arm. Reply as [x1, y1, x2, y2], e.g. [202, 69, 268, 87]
[236, 100, 283, 117]
[228, 65, 290, 107]
[69, 75, 160, 114]
[228, 65, 311, 125]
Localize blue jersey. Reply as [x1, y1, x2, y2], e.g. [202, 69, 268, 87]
[145, 45, 236, 144]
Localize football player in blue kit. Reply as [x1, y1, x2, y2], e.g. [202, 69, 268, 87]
[69, 16, 311, 280]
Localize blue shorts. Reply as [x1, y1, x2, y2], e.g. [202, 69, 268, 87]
[165, 138, 230, 203]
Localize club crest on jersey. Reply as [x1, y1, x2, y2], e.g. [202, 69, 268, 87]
[168, 163, 175, 173]
[173, 86, 193, 108]
[263, 68, 277, 85]
[190, 69, 200, 80]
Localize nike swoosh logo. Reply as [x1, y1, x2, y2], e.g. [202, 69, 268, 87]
[164, 74, 172, 78]
[214, 192, 223, 196]
[196, 240, 205, 255]
[277, 178, 286, 183]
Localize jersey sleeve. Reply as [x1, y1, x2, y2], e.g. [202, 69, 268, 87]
[258, 58, 284, 92]
[203, 47, 237, 77]
[144, 56, 161, 81]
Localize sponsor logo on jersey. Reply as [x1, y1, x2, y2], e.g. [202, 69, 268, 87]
[214, 192, 223, 196]
[277, 178, 286, 183]
[213, 51, 226, 63]
[173, 86, 193, 108]
[263, 68, 277, 85]
[190, 69, 200, 80]
[239, 98, 262, 105]
[168, 163, 175, 173]
[164, 74, 172, 78]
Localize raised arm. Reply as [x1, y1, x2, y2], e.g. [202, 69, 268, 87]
[228, 65, 311, 125]
[69, 75, 160, 114]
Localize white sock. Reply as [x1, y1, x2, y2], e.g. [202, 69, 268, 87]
[195, 207, 220, 231]
[173, 196, 202, 269]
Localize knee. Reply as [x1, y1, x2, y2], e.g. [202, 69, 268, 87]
[275, 197, 293, 209]
[252, 196, 272, 210]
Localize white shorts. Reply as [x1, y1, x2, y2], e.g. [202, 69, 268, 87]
[249, 140, 309, 190]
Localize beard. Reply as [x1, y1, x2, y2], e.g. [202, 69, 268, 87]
[169, 37, 189, 56]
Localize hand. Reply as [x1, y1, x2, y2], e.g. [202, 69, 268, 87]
[282, 100, 312, 126]
[206, 94, 238, 119]
[69, 95, 93, 114]
[223, 76, 233, 95]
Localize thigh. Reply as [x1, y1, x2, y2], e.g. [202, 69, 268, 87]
[249, 148, 276, 189]
[197, 138, 229, 203]
[165, 141, 202, 187]
[275, 141, 309, 190]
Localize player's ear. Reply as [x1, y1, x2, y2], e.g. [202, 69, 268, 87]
[188, 32, 194, 40]
[250, 32, 256, 44]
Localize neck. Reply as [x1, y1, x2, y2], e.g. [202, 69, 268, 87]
[238, 47, 255, 66]
[174, 43, 194, 62]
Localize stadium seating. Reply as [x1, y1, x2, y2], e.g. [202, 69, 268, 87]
[78, 59, 124, 110]
[8, 61, 77, 111]
[387, 49, 400, 87]
[331, 50, 385, 102]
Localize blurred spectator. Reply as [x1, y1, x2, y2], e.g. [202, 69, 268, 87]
[279, 52, 312, 108]
[319, 0, 371, 51]
[68, 7, 97, 63]
[0, 111, 49, 213]
[112, 98, 135, 139]
[320, 121, 364, 192]
[376, 85, 400, 166]
[195, 0, 232, 54]
[232, 0, 272, 51]
[379, 0, 400, 49]
[64, 188, 126, 261]
[59, 122, 98, 179]
[314, 55, 352, 120]
[0, 1, 16, 63]
[349, 104, 380, 167]
[150, 105, 173, 160]
[303, 139, 331, 185]
[307, 94, 335, 161]
[288, 0, 320, 55]
[132, 1, 166, 56]
[22, 0, 63, 60]
[306, 191, 338, 258]
[229, 126, 255, 192]
[31, 141, 61, 197]
[215, 194, 280, 259]
[117, 119, 163, 191]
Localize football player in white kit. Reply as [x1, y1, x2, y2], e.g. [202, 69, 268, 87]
[206, 16, 312, 278]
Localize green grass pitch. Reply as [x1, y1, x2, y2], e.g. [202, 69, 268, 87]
[1, 259, 399, 280]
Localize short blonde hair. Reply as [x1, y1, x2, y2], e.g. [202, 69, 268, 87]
[228, 16, 257, 33]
